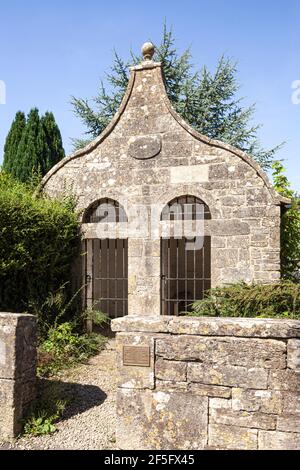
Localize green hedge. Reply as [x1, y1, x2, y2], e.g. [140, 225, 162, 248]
[188, 281, 300, 319]
[0, 171, 80, 317]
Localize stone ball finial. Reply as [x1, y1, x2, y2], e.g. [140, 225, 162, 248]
[141, 42, 155, 61]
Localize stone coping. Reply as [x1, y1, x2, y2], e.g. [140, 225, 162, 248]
[0, 312, 35, 317]
[0, 312, 35, 322]
[111, 315, 300, 338]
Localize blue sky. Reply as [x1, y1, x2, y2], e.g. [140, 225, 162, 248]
[0, 0, 299, 189]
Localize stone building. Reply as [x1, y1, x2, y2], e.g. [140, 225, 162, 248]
[43, 42, 288, 319]
[42, 42, 300, 451]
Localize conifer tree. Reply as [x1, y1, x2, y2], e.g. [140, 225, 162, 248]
[15, 108, 42, 181]
[41, 111, 65, 174]
[71, 24, 281, 169]
[2, 111, 26, 173]
[3, 109, 65, 182]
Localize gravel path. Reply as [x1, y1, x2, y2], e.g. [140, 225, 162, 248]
[2, 339, 117, 450]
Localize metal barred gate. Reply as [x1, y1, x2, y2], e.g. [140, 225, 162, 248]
[160, 236, 211, 316]
[83, 238, 128, 318]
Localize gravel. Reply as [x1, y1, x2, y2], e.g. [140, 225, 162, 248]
[2, 339, 117, 450]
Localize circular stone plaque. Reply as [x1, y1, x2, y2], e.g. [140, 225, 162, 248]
[128, 135, 162, 160]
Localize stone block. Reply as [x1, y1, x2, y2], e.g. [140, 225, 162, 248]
[220, 267, 252, 283]
[210, 408, 276, 430]
[0, 379, 23, 438]
[117, 388, 208, 450]
[156, 335, 286, 369]
[155, 380, 188, 392]
[112, 316, 300, 339]
[247, 188, 270, 206]
[234, 206, 265, 218]
[210, 219, 250, 236]
[0, 313, 37, 439]
[128, 239, 144, 257]
[214, 249, 239, 268]
[21, 376, 37, 405]
[232, 388, 283, 414]
[0, 314, 36, 380]
[287, 339, 300, 371]
[0, 380, 20, 439]
[283, 392, 300, 414]
[209, 397, 232, 409]
[209, 163, 228, 180]
[0, 326, 16, 379]
[129, 255, 160, 279]
[116, 333, 155, 389]
[211, 236, 226, 248]
[258, 430, 300, 450]
[220, 195, 246, 206]
[143, 240, 160, 257]
[128, 293, 160, 316]
[208, 424, 258, 450]
[163, 141, 193, 158]
[269, 370, 300, 392]
[188, 383, 231, 398]
[238, 248, 250, 263]
[155, 358, 187, 382]
[277, 415, 300, 433]
[170, 164, 209, 183]
[227, 235, 250, 248]
[187, 362, 268, 389]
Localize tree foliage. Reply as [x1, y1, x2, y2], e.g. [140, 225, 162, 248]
[272, 161, 300, 280]
[40, 111, 65, 174]
[3, 111, 26, 173]
[189, 281, 300, 318]
[3, 108, 65, 182]
[0, 171, 80, 315]
[15, 108, 43, 181]
[71, 24, 280, 169]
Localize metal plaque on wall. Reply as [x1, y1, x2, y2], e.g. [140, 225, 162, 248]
[123, 345, 150, 367]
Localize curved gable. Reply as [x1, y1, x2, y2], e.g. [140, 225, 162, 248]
[42, 57, 287, 205]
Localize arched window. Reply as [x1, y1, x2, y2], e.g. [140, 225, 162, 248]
[83, 198, 128, 223]
[161, 195, 211, 221]
[82, 198, 128, 319]
[160, 195, 211, 316]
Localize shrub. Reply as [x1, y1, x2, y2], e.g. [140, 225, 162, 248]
[37, 317, 107, 377]
[272, 161, 300, 280]
[0, 171, 80, 318]
[188, 281, 300, 319]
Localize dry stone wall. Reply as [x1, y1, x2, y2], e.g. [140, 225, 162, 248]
[112, 316, 300, 450]
[0, 313, 36, 440]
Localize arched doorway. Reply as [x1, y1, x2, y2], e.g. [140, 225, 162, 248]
[160, 195, 211, 315]
[83, 198, 128, 318]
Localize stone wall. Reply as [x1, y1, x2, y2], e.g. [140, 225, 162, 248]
[0, 313, 37, 440]
[112, 316, 300, 450]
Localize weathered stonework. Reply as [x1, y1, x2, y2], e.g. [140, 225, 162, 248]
[112, 316, 300, 450]
[41, 46, 296, 448]
[0, 313, 37, 440]
[42, 49, 288, 316]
